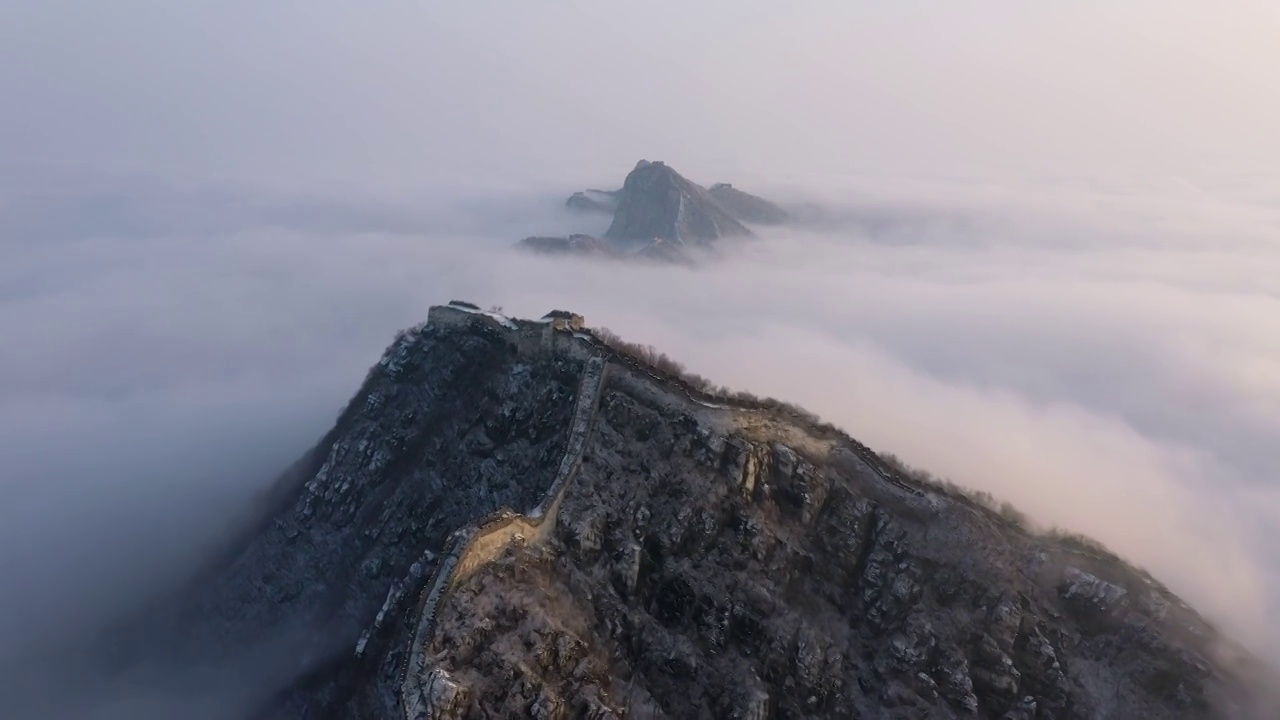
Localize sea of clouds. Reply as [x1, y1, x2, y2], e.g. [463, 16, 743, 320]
[2, 167, 1277, 717]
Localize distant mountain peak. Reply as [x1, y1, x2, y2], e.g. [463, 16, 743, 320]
[536, 161, 792, 262]
[603, 160, 753, 246]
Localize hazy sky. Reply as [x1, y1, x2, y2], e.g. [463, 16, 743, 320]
[3, 2, 1279, 188]
[1, 3, 1279, 718]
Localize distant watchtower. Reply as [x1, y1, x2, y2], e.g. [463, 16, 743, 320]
[541, 310, 585, 332]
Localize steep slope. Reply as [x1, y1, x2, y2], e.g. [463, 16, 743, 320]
[80, 304, 592, 719]
[604, 161, 753, 246]
[708, 182, 791, 225]
[97, 304, 1277, 720]
[427, 376, 1272, 719]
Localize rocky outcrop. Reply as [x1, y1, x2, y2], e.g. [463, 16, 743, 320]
[708, 182, 790, 225]
[565, 189, 620, 215]
[518, 234, 615, 257]
[414, 668, 467, 720]
[604, 160, 752, 246]
[532, 162, 795, 263]
[1059, 567, 1128, 619]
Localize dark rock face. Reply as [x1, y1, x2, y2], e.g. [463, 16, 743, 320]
[604, 160, 753, 246]
[708, 182, 790, 225]
[90, 307, 1279, 719]
[89, 312, 587, 718]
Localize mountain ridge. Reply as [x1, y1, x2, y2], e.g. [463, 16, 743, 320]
[75, 302, 1280, 720]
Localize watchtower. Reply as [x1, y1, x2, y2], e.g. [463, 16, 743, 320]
[541, 310, 585, 332]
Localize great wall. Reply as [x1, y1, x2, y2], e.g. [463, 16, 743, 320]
[397, 312, 608, 720]
[354, 302, 941, 718]
[427, 302, 918, 494]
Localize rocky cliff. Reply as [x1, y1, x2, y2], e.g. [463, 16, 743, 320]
[603, 161, 752, 246]
[101, 304, 1277, 719]
[526, 161, 780, 262]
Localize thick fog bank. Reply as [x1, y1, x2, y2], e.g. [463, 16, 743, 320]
[3, 167, 1278, 717]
